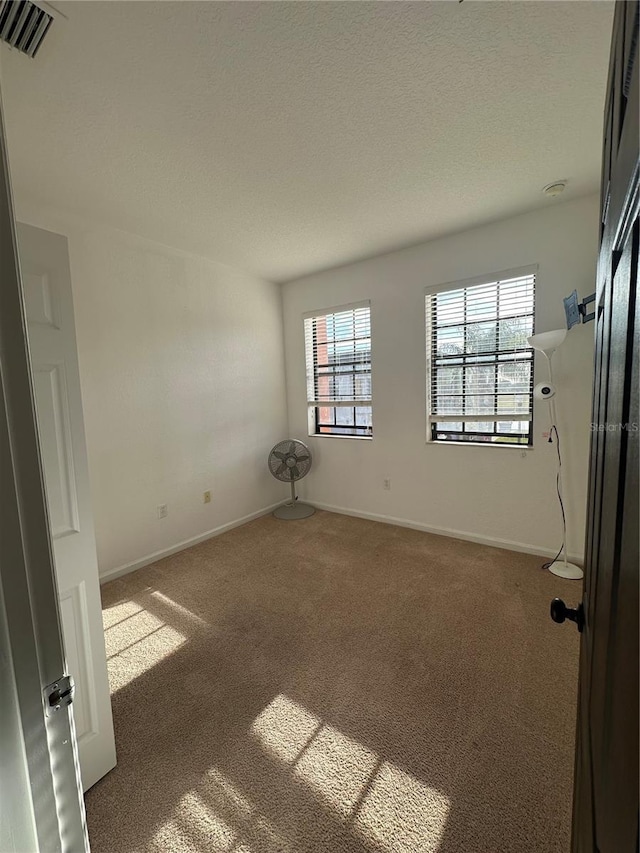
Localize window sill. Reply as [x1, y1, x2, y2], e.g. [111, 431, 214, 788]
[426, 439, 534, 450]
[309, 434, 373, 441]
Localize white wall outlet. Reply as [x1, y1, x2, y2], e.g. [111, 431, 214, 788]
[157, 503, 168, 519]
[383, 478, 391, 491]
[203, 490, 211, 504]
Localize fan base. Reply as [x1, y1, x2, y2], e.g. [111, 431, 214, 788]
[273, 502, 315, 520]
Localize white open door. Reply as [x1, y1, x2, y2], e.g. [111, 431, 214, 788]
[1, 94, 87, 851]
[17, 222, 116, 791]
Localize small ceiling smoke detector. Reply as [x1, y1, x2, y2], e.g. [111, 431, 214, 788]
[542, 181, 567, 198]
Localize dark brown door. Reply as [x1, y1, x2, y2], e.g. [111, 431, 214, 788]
[569, 2, 639, 851]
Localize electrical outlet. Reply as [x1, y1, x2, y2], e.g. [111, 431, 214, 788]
[203, 490, 211, 504]
[157, 504, 168, 519]
[383, 478, 391, 491]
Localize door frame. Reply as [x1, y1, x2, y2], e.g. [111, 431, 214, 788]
[0, 87, 88, 852]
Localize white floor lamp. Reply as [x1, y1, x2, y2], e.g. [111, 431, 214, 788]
[527, 329, 583, 580]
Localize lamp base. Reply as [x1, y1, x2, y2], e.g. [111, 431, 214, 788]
[548, 561, 583, 580]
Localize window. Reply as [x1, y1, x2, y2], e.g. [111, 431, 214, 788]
[426, 269, 536, 446]
[304, 302, 372, 437]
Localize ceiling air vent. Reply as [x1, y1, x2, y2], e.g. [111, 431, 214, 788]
[0, 0, 53, 58]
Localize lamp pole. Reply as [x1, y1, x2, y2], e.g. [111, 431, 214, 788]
[527, 329, 584, 581]
[541, 346, 583, 580]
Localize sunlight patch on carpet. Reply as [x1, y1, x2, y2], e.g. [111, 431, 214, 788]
[250, 694, 450, 849]
[147, 791, 236, 853]
[104, 605, 186, 693]
[105, 609, 166, 658]
[102, 599, 145, 631]
[250, 694, 321, 763]
[146, 818, 201, 853]
[293, 724, 378, 818]
[149, 590, 209, 626]
[202, 767, 254, 823]
[178, 791, 235, 850]
[148, 768, 293, 853]
[353, 761, 450, 853]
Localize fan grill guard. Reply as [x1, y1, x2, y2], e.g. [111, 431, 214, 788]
[268, 439, 312, 482]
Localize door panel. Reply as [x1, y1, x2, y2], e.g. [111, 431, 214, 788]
[32, 363, 80, 537]
[571, 3, 639, 850]
[22, 268, 58, 327]
[18, 222, 116, 792]
[59, 582, 99, 746]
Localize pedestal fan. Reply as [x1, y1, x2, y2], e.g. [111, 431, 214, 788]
[268, 440, 315, 520]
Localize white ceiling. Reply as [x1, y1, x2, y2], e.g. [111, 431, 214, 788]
[1, 1, 613, 282]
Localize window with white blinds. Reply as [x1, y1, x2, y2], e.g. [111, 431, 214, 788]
[304, 302, 372, 437]
[426, 270, 536, 446]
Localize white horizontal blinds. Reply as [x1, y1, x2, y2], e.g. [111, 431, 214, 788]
[427, 273, 535, 444]
[304, 303, 372, 437]
[304, 304, 372, 406]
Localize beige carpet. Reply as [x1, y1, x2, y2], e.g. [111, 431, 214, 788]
[85, 510, 580, 853]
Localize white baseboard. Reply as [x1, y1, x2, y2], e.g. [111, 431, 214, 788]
[312, 502, 584, 566]
[99, 502, 282, 584]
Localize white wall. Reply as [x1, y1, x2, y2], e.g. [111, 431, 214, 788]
[283, 195, 599, 560]
[15, 199, 288, 578]
[14, 193, 597, 574]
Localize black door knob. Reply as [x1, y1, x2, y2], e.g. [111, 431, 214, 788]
[550, 598, 585, 633]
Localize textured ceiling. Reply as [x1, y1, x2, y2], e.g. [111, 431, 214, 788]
[1, 1, 613, 282]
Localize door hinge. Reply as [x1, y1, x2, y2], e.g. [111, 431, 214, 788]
[44, 674, 74, 716]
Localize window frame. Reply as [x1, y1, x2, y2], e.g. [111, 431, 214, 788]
[303, 301, 373, 440]
[425, 266, 537, 448]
